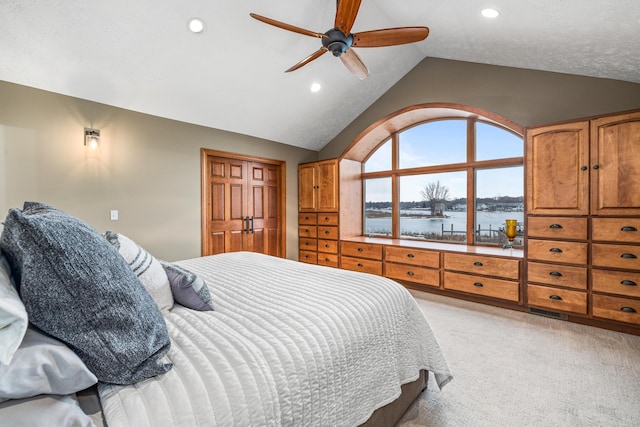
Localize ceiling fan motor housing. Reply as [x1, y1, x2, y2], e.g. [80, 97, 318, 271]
[323, 28, 354, 57]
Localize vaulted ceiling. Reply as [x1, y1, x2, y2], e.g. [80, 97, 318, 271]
[1, 1, 638, 151]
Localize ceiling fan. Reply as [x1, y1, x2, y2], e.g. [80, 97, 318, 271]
[250, 0, 430, 80]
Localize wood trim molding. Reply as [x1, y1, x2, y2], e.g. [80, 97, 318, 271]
[339, 102, 524, 162]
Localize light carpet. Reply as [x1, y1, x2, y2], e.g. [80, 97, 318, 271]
[397, 290, 640, 427]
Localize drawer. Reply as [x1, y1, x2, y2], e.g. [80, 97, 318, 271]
[444, 272, 519, 302]
[592, 243, 640, 271]
[527, 239, 588, 265]
[385, 263, 440, 287]
[526, 261, 587, 290]
[318, 226, 339, 240]
[592, 218, 640, 243]
[318, 239, 339, 254]
[298, 213, 317, 225]
[341, 242, 383, 260]
[317, 213, 339, 226]
[299, 238, 317, 251]
[527, 217, 587, 240]
[592, 294, 640, 325]
[341, 256, 383, 275]
[527, 284, 587, 315]
[317, 253, 339, 268]
[385, 247, 440, 268]
[299, 250, 317, 264]
[592, 269, 640, 298]
[298, 225, 317, 238]
[444, 253, 520, 280]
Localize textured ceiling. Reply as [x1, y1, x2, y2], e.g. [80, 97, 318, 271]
[1, 1, 639, 151]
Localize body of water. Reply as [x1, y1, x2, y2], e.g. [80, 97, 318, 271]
[365, 210, 524, 240]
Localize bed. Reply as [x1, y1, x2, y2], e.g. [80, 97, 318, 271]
[0, 202, 452, 426]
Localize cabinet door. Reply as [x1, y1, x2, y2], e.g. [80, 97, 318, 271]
[526, 121, 590, 215]
[316, 159, 339, 212]
[298, 163, 317, 212]
[590, 111, 640, 215]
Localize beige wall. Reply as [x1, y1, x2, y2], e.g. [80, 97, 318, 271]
[0, 81, 317, 261]
[320, 58, 640, 159]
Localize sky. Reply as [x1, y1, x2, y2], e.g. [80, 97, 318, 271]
[364, 120, 523, 202]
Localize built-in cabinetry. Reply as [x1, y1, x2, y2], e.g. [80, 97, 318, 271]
[340, 238, 522, 304]
[296, 109, 640, 334]
[526, 110, 640, 328]
[298, 160, 340, 267]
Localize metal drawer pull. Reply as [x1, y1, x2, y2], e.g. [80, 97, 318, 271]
[325, 244, 330, 248]
[407, 271, 415, 276]
[549, 271, 563, 277]
[324, 258, 330, 262]
[621, 280, 638, 286]
[473, 261, 483, 266]
[473, 282, 484, 287]
[620, 253, 638, 259]
[357, 247, 364, 252]
[620, 307, 637, 314]
[324, 217, 330, 221]
[549, 248, 563, 253]
[621, 226, 638, 232]
[357, 263, 363, 267]
[549, 224, 563, 229]
[305, 242, 310, 246]
[324, 230, 330, 234]
[549, 295, 563, 301]
[407, 253, 415, 258]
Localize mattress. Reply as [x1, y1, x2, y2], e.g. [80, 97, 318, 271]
[99, 252, 452, 426]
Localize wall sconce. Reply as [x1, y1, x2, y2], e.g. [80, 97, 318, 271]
[84, 128, 100, 149]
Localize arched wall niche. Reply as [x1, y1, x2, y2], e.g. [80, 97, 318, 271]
[339, 102, 524, 162]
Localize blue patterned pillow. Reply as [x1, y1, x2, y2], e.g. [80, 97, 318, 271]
[0, 202, 172, 385]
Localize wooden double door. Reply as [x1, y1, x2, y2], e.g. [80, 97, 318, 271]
[201, 149, 285, 257]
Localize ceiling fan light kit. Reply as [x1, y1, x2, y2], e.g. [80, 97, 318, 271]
[250, 0, 429, 80]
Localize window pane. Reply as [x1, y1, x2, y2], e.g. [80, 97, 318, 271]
[399, 172, 467, 242]
[398, 120, 467, 169]
[476, 122, 523, 161]
[364, 177, 392, 236]
[474, 167, 524, 246]
[364, 139, 392, 172]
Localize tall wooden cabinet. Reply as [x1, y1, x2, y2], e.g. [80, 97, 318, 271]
[526, 110, 640, 328]
[298, 159, 340, 267]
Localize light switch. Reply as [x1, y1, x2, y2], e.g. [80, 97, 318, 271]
[110, 210, 119, 221]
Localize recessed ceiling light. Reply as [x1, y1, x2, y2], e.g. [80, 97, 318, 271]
[188, 18, 206, 34]
[481, 8, 500, 18]
[310, 82, 322, 93]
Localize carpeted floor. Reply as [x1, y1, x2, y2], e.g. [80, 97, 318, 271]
[397, 290, 640, 427]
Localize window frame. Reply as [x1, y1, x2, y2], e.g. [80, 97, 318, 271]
[361, 116, 523, 246]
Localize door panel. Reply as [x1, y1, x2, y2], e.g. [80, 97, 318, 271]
[202, 151, 284, 257]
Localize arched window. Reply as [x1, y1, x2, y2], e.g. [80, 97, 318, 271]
[346, 103, 524, 247]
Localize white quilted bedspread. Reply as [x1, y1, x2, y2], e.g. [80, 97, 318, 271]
[99, 252, 452, 427]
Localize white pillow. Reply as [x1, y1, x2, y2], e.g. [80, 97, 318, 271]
[0, 394, 96, 427]
[0, 328, 97, 402]
[0, 255, 28, 365]
[104, 232, 174, 311]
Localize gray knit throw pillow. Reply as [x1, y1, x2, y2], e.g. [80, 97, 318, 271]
[0, 202, 172, 385]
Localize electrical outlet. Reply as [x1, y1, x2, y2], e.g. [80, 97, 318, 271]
[110, 210, 119, 221]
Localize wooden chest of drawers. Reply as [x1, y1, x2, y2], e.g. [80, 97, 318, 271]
[384, 246, 440, 288]
[443, 253, 520, 302]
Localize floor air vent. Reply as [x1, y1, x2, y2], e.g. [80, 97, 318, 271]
[529, 307, 568, 320]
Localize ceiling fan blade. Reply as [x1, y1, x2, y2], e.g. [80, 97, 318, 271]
[334, 0, 362, 35]
[352, 27, 430, 47]
[286, 47, 329, 73]
[250, 13, 326, 39]
[340, 49, 369, 80]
